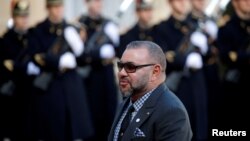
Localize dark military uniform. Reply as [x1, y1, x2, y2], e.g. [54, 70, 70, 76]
[118, 23, 155, 58]
[0, 27, 38, 140]
[31, 17, 93, 141]
[217, 14, 250, 130]
[155, 15, 208, 141]
[0, 1, 36, 140]
[118, 0, 155, 58]
[0, 37, 4, 139]
[0, 36, 16, 140]
[187, 13, 222, 136]
[78, 15, 118, 141]
[154, 16, 192, 74]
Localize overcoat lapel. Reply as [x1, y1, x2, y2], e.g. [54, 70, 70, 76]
[108, 97, 130, 140]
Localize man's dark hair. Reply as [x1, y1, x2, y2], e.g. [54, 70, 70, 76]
[126, 41, 166, 72]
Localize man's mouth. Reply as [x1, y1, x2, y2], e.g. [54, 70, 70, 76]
[119, 80, 130, 87]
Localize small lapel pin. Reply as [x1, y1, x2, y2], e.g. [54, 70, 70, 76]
[147, 112, 150, 115]
[136, 118, 140, 122]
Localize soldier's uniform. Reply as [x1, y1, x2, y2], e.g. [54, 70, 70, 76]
[217, 13, 250, 129]
[155, 13, 209, 141]
[154, 15, 192, 74]
[31, 0, 93, 140]
[0, 1, 37, 140]
[118, 0, 155, 58]
[78, 1, 119, 140]
[187, 12, 222, 136]
[119, 24, 155, 58]
[0, 35, 8, 140]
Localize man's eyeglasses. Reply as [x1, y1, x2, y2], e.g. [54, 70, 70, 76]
[117, 61, 155, 73]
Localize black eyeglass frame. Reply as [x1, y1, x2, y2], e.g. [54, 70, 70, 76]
[117, 61, 155, 73]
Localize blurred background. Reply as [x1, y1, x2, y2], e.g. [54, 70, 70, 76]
[0, 0, 170, 35]
[1, 0, 249, 141]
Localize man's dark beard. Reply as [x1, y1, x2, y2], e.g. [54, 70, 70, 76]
[121, 84, 144, 98]
[131, 84, 147, 97]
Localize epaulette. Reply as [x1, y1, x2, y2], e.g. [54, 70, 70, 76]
[218, 15, 231, 28]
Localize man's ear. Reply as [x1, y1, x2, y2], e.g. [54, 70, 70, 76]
[151, 64, 161, 81]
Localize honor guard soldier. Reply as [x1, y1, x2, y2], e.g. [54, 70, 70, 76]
[0, 0, 39, 140]
[154, 0, 193, 86]
[77, 0, 120, 140]
[155, 0, 208, 140]
[31, 0, 93, 140]
[118, 0, 155, 58]
[154, 0, 193, 76]
[187, 0, 221, 138]
[217, 0, 250, 130]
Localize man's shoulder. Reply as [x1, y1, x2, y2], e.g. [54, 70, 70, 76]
[155, 20, 169, 30]
[35, 18, 49, 28]
[218, 17, 241, 41]
[155, 88, 187, 114]
[122, 24, 138, 38]
[219, 15, 239, 32]
[32, 19, 49, 36]
[146, 85, 192, 141]
[2, 29, 13, 39]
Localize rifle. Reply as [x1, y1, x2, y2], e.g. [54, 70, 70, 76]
[165, 22, 197, 91]
[166, 3, 230, 91]
[78, 16, 114, 65]
[85, 20, 110, 55]
[77, 17, 114, 78]
[33, 30, 69, 91]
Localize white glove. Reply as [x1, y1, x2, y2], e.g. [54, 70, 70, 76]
[204, 20, 218, 40]
[190, 31, 208, 55]
[185, 52, 203, 69]
[27, 61, 40, 75]
[64, 26, 84, 57]
[100, 44, 115, 59]
[59, 52, 77, 71]
[104, 22, 120, 46]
